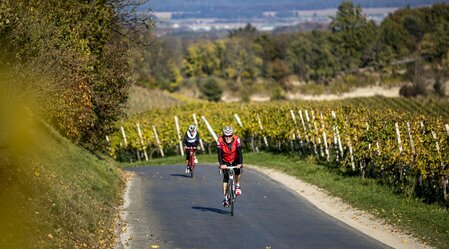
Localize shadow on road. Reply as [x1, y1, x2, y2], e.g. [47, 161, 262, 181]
[170, 174, 191, 178]
[192, 206, 230, 215]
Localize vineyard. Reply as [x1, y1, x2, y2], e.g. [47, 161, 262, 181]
[109, 96, 449, 205]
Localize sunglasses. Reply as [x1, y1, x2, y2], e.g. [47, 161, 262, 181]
[224, 135, 232, 138]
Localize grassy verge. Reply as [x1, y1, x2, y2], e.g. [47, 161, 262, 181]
[123, 152, 448, 249]
[0, 117, 124, 248]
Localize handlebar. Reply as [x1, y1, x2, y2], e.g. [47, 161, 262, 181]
[184, 146, 198, 150]
[219, 164, 243, 170]
[225, 166, 237, 169]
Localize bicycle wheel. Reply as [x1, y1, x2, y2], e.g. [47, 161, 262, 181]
[190, 157, 194, 178]
[188, 151, 194, 178]
[228, 179, 235, 216]
[230, 197, 234, 216]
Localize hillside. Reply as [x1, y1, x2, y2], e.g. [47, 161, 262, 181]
[0, 109, 125, 248]
[125, 85, 181, 116]
[132, 3, 449, 101]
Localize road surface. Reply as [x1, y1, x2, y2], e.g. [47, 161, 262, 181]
[120, 164, 390, 249]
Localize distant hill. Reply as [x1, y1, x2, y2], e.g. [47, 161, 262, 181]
[145, 0, 446, 12]
[143, 0, 448, 19]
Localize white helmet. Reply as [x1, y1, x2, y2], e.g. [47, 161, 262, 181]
[222, 126, 234, 136]
[188, 125, 196, 132]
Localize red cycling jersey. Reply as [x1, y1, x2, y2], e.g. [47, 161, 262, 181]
[217, 135, 241, 164]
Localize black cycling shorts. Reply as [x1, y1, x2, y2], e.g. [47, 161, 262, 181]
[222, 162, 242, 183]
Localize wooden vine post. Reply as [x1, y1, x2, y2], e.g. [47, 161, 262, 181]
[331, 111, 343, 161]
[320, 112, 329, 161]
[137, 123, 149, 161]
[152, 125, 164, 157]
[120, 126, 128, 147]
[395, 122, 404, 182]
[175, 116, 184, 156]
[290, 109, 303, 147]
[299, 110, 309, 143]
[193, 114, 205, 151]
[305, 110, 317, 155]
[444, 124, 449, 200]
[257, 113, 268, 148]
[311, 111, 323, 157]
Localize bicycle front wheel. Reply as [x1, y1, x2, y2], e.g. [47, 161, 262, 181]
[189, 154, 194, 178]
[228, 180, 235, 216]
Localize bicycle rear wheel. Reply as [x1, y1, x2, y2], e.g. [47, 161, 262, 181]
[230, 197, 234, 216]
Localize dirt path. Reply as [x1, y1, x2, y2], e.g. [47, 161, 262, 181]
[285, 86, 400, 101]
[221, 86, 401, 102]
[248, 165, 433, 249]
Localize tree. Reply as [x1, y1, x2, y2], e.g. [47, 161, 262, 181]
[420, 4, 449, 62]
[268, 59, 290, 90]
[218, 37, 262, 85]
[228, 23, 258, 39]
[183, 44, 205, 77]
[330, 1, 377, 70]
[130, 34, 185, 90]
[0, 0, 153, 151]
[254, 33, 292, 78]
[287, 31, 339, 82]
[200, 78, 223, 102]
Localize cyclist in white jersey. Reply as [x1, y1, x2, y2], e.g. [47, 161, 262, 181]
[183, 125, 200, 173]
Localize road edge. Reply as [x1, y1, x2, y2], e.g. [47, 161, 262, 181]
[247, 164, 433, 249]
[115, 172, 135, 249]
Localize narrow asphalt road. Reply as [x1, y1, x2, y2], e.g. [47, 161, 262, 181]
[121, 164, 391, 249]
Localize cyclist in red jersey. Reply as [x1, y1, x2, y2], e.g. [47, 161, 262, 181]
[217, 126, 243, 207]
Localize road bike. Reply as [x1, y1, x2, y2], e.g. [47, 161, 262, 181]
[224, 166, 239, 216]
[186, 146, 197, 178]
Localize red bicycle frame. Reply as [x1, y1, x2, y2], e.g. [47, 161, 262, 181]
[186, 146, 196, 178]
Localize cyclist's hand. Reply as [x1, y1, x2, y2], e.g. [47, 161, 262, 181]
[219, 164, 227, 170]
[237, 164, 243, 169]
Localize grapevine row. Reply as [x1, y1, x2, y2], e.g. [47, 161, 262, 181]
[108, 100, 449, 204]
